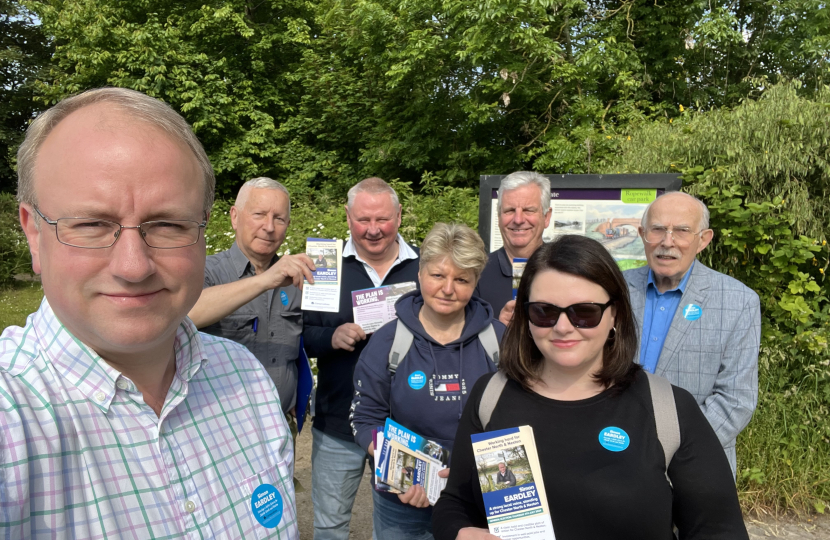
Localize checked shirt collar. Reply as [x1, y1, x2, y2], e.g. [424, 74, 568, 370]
[31, 298, 208, 420]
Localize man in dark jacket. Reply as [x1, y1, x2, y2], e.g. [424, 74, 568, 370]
[474, 171, 551, 325]
[303, 177, 420, 540]
[496, 462, 517, 487]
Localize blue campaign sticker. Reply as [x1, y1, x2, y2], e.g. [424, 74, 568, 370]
[682, 304, 702, 321]
[408, 371, 426, 390]
[598, 427, 630, 452]
[280, 291, 289, 306]
[251, 484, 283, 528]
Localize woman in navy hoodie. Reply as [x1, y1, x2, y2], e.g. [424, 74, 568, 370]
[351, 222, 506, 540]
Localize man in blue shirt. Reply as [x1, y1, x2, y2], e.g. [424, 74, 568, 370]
[623, 192, 761, 475]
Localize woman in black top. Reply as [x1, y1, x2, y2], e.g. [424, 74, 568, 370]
[432, 235, 748, 540]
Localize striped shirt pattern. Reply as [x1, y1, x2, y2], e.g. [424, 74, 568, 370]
[0, 299, 298, 539]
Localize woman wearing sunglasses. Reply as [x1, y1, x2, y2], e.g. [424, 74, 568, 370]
[432, 234, 747, 540]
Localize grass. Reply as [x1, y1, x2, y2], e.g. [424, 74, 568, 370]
[0, 282, 44, 331]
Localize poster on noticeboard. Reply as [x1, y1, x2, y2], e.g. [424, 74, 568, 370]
[478, 175, 682, 271]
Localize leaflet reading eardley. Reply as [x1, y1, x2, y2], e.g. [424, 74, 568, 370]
[352, 282, 417, 334]
[511, 258, 527, 300]
[301, 238, 343, 312]
[471, 426, 555, 539]
[374, 418, 449, 505]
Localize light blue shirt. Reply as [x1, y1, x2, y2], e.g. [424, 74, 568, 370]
[640, 262, 695, 373]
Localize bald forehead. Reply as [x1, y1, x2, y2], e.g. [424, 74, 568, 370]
[34, 104, 194, 181]
[53, 102, 146, 136]
[647, 193, 704, 226]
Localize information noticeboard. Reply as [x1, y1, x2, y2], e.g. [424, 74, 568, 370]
[479, 174, 682, 271]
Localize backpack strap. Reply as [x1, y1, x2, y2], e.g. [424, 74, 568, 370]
[387, 319, 415, 374]
[645, 371, 681, 483]
[477, 323, 500, 367]
[478, 371, 508, 430]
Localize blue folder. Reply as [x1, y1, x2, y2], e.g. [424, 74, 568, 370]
[295, 337, 314, 433]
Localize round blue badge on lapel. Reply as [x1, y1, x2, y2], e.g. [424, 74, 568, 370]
[251, 484, 283, 528]
[682, 304, 702, 321]
[280, 291, 289, 306]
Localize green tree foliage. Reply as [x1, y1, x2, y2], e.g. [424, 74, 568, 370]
[591, 0, 829, 107]
[0, 0, 52, 192]
[32, 0, 316, 199]
[609, 82, 830, 239]
[25, 0, 829, 195]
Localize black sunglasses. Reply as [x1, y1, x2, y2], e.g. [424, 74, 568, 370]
[525, 300, 614, 329]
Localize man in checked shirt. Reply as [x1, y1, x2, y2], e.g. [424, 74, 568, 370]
[0, 88, 298, 539]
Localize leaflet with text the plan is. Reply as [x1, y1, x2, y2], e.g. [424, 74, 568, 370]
[374, 418, 449, 505]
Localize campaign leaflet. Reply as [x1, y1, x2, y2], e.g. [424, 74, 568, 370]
[374, 428, 401, 495]
[301, 238, 343, 312]
[352, 282, 417, 334]
[374, 418, 449, 505]
[511, 258, 527, 299]
[471, 426, 555, 539]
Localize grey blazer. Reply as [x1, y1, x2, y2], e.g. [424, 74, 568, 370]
[624, 261, 761, 474]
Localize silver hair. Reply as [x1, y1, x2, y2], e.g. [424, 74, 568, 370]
[640, 192, 710, 230]
[17, 87, 215, 215]
[346, 177, 400, 209]
[497, 171, 551, 215]
[235, 177, 291, 218]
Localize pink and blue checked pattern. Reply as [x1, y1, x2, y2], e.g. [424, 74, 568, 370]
[0, 299, 298, 539]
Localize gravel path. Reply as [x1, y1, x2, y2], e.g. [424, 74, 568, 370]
[293, 428, 830, 539]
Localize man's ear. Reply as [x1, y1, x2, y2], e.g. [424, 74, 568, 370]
[697, 229, 714, 254]
[229, 206, 239, 231]
[19, 204, 42, 275]
[543, 207, 552, 229]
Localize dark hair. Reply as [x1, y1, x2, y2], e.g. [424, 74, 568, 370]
[500, 235, 640, 390]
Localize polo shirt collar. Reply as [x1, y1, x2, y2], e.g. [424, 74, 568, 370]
[229, 241, 279, 278]
[647, 260, 695, 295]
[343, 234, 417, 263]
[35, 298, 208, 414]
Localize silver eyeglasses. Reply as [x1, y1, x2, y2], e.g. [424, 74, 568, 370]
[642, 225, 705, 246]
[34, 207, 206, 249]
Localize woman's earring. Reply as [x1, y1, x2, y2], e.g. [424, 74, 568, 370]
[607, 327, 617, 341]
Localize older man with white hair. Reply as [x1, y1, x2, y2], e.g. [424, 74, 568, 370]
[3, 88, 297, 538]
[624, 191, 761, 475]
[189, 177, 315, 415]
[475, 171, 552, 325]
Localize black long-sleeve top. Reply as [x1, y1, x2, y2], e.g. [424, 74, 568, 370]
[432, 370, 748, 540]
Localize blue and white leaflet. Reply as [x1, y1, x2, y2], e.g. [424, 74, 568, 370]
[373, 418, 448, 505]
[301, 238, 343, 312]
[471, 426, 555, 539]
